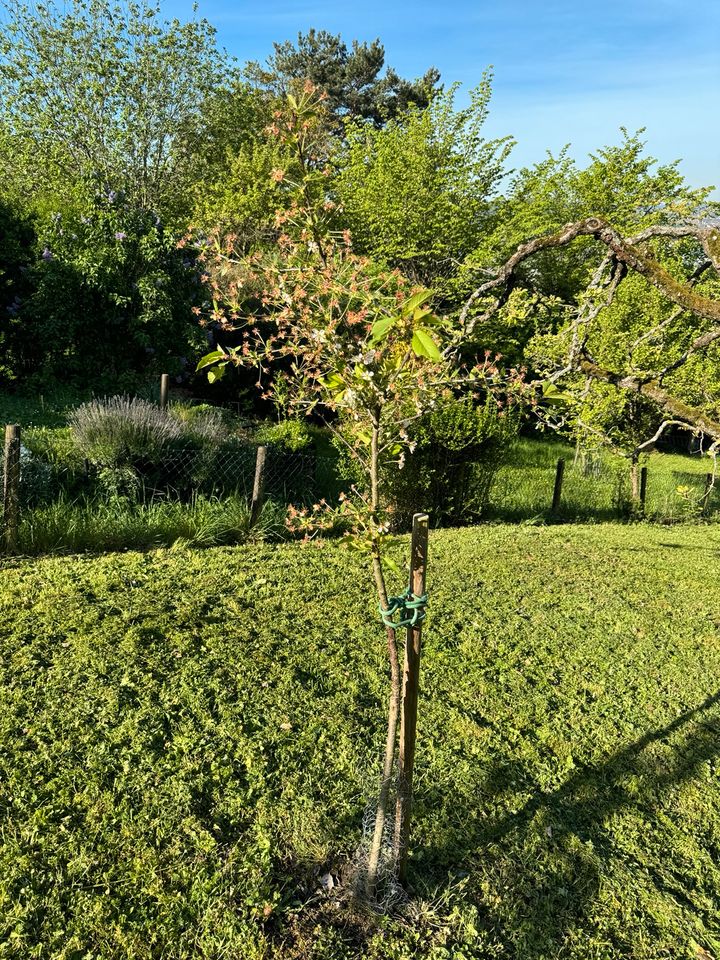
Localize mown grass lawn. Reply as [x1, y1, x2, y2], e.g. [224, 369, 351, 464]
[2, 525, 720, 959]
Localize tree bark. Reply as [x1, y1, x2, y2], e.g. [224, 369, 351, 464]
[393, 513, 429, 885]
[365, 414, 402, 897]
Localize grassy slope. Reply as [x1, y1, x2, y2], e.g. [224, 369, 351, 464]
[1, 526, 720, 959]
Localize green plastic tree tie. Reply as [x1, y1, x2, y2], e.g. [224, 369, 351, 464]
[378, 588, 428, 629]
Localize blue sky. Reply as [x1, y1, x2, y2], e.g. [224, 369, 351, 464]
[169, 0, 719, 194]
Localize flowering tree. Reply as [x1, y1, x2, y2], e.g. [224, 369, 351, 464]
[196, 84, 522, 894]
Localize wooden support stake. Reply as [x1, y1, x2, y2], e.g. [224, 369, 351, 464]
[159, 373, 170, 410]
[639, 466, 648, 513]
[3, 424, 21, 553]
[551, 458, 565, 514]
[250, 445, 267, 526]
[394, 512, 429, 885]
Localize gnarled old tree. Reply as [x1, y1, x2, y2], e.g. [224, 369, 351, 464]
[459, 215, 720, 497]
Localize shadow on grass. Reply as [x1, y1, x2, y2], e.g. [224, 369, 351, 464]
[616, 542, 720, 556]
[414, 690, 720, 955]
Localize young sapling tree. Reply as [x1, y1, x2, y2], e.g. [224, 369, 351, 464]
[196, 84, 522, 895]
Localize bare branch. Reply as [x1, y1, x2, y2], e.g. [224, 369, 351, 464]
[634, 420, 698, 454]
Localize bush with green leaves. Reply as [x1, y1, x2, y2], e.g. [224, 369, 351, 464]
[18, 196, 205, 388]
[337, 393, 521, 529]
[255, 418, 316, 452]
[0, 197, 36, 384]
[168, 403, 235, 445]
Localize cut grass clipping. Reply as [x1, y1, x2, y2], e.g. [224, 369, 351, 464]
[1, 525, 720, 958]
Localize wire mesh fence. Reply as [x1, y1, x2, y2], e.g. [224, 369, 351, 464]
[3, 421, 720, 555]
[487, 454, 720, 523]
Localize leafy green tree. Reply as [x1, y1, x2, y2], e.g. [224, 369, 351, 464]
[179, 81, 286, 236]
[0, 197, 36, 383]
[246, 29, 440, 127]
[20, 193, 204, 387]
[0, 0, 226, 221]
[334, 77, 513, 288]
[196, 85, 524, 896]
[483, 131, 708, 294]
[459, 131, 714, 368]
[459, 214, 720, 505]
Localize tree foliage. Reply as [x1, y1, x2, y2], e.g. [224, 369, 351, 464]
[20, 193, 204, 386]
[246, 29, 440, 127]
[334, 77, 513, 288]
[0, 197, 36, 382]
[196, 84, 524, 894]
[461, 215, 720, 474]
[459, 131, 715, 372]
[0, 0, 225, 220]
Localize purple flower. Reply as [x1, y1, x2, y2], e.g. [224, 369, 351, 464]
[41, 247, 53, 261]
[114, 232, 126, 241]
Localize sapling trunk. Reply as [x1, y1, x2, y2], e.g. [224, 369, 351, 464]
[365, 551, 401, 895]
[365, 416, 402, 897]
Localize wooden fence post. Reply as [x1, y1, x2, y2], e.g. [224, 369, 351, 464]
[159, 373, 170, 410]
[3, 424, 21, 552]
[551, 458, 565, 514]
[394, 512, 429, 885]
[639, 466, 648, 514]
[250, 445, 267, 526]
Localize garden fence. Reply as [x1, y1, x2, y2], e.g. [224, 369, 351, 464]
[487, 453, 720, 524]
[3, 421, 720, 554]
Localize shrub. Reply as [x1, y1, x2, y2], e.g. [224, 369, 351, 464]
[24, 425, 77, 464]
[18, 196, 205, 390]
[255, 418, 315, 452]
[340, 394, 520, 529]
[0, 198, 36, 385]
[168, 402, 232, 444]
[69, 396, 183, 467]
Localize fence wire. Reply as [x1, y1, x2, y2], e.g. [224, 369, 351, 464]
[3, 435, 720, 555]
[488, 456, 719, 523]
[10, 442, 344, 510]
